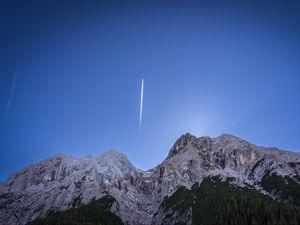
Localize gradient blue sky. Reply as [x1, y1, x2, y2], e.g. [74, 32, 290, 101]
[1, 0, 300, 181]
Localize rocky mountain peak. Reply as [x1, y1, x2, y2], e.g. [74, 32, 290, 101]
[95, 150, 136, 178]
[167, 133, 197, 158]
[97, 149, 130, 162]
[1, 133, 300, 225]
[214, 133, 251, 149]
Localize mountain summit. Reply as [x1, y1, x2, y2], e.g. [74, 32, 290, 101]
[1, 134, 300, 225]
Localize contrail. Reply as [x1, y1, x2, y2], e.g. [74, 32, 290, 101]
[5, 71, 17, 115]
[139, 79, 144, 130]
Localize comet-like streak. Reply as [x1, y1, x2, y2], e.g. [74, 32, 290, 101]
[5, 71, 17, 115]
[139, 79, 144, 130]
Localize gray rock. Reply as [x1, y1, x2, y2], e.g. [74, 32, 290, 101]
[1, 133, 300, 225]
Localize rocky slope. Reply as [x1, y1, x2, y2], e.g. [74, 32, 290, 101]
[0, 133, 300, 225]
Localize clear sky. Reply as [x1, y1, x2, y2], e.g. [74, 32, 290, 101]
[1, 0, 300, 181]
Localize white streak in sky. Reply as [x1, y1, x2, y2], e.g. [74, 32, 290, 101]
[6, 71, 17, 115]
[139, 79, 144, 130]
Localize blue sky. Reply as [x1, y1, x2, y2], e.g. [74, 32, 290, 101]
[1, 0, 300, 181]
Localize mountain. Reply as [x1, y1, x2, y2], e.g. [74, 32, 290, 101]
[1, 133, 300, 225]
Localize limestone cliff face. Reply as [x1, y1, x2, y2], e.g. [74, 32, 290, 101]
[1, 134, 300, 225]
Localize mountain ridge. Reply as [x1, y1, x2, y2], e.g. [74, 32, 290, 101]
[1, 133, 300, 225]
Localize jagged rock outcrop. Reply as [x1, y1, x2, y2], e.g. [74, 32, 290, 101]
[0, 134, 300, 225]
